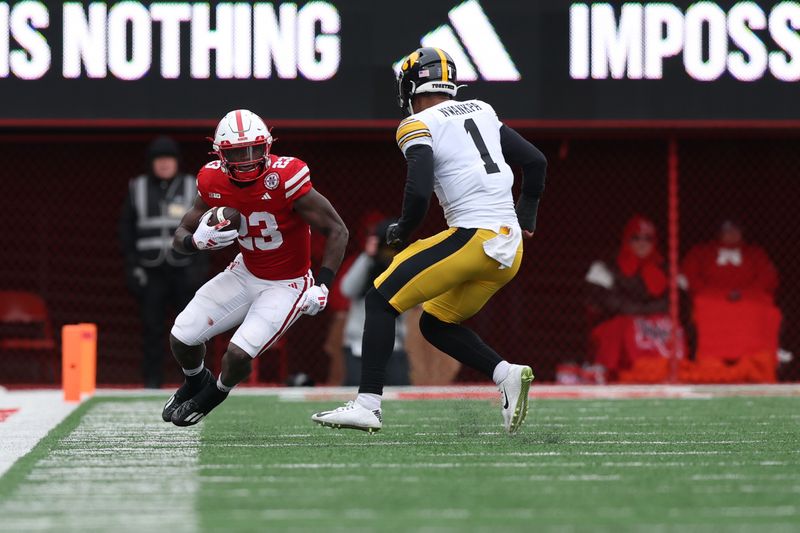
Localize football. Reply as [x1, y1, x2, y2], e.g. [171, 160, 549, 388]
[205, 206, 242, 231]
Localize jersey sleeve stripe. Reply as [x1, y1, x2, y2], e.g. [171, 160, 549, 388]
[285, 176, 311, 198]
[284, 166, 310, 189]
[398, 126, 431, 140]
[397, 122, 427, 135]
[395, 120, 428, 143]
[284, 166, 310, 188]
[396, 119, 424, 135]
[398, 131, 432, 149]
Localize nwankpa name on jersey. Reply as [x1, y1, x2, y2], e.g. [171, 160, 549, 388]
[570, 2, 800, 82]
[0, 1, 340, 81]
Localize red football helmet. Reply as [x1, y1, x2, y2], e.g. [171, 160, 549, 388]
[212, 109, 273, 182]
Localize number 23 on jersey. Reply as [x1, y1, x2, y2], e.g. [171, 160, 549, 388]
[238, 211, 284, 251]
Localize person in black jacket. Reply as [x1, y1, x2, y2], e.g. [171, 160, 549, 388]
[119, 136, 208, 388]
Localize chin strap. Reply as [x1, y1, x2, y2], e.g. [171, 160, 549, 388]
[228, 158, 270, 182]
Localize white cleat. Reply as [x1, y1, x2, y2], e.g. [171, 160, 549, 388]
[498, 365, 534, 434]
[311, 401, 383, 433]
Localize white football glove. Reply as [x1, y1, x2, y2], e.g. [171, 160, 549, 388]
[297, 284, 329, 316]
[192, 210, 239, 250]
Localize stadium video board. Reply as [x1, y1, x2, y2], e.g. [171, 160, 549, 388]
[0, 0, 798, 126]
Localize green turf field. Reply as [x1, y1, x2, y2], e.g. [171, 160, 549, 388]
[1, 395, 799, 532]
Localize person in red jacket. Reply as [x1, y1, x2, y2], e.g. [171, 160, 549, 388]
[682, 220, 778, 303]
[585, 215, 683, 382]
[680, 220, 781, 383]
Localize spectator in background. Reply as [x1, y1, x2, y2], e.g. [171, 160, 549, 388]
[320, 211, 385, 385]
[680, 220, 781, 382]
[682, 220, 778, 302]
[340, 219, 410, 386]
[584, 215, 684, 383]
[119, 136, 207, 388]
[321, 273, 350, 385]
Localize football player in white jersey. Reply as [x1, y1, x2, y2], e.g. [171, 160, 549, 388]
[312, 47, 547, 434]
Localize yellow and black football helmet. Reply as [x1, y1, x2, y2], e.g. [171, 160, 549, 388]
[397, 47, 458, 114]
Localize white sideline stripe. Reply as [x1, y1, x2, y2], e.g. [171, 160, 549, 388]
[90, 383, 800, 401]
[0, 401, 200, 533]
[0, 390, 79, 478]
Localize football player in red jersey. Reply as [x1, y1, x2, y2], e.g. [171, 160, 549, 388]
[162, 109, 349, 426]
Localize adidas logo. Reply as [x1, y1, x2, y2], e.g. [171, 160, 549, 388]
[393, 0, 520, 82]
[261, 192, 271, 200]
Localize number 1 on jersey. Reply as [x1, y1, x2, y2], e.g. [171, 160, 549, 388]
[464, 118, 500, 175]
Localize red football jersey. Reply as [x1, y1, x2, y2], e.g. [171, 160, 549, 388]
[197, 154, 313, 280]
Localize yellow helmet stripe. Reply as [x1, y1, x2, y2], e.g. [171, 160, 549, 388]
[434, 48, 448, 82]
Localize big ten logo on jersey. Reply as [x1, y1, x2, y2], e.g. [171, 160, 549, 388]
[238, 211, 284, 251]
[271, 156, 294, 169]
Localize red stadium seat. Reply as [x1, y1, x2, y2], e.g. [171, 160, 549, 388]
[0, 291, 57, 382]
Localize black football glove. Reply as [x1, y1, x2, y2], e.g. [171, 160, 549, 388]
[385, 223, 405, 249]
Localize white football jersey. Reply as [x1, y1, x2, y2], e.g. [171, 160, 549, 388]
[395, 99, 518, 231]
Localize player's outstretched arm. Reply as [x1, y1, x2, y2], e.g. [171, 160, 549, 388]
[173, 194, 211, 254]
[294, 188, 349, 288]
[500, 125, 547, 238]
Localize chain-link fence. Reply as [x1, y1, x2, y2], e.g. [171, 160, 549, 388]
[1, 130, 797, 385]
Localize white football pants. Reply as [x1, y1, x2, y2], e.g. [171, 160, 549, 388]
[171, 253, 312, 357]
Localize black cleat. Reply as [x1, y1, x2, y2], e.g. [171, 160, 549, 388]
[161, 368, 213, 422]
[170, 381, 229, 427]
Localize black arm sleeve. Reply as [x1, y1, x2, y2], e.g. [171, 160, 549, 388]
[395, 144, 434, 241]
[500, 125, 547, 231]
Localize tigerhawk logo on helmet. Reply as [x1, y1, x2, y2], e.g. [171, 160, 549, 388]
[396, 47, 461, 115]
[212, 109, 273, 183]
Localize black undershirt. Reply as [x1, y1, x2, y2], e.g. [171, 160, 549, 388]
[500, 125, 547, 232]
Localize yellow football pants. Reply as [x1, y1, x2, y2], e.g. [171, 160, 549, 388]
[374, 227, 523, 324]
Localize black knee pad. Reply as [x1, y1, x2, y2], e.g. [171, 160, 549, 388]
[365, 287, 399, 317]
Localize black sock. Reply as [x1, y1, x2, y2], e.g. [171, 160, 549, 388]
[358, 288, 400, 395]
[419, 311, 503, 377]
[195, 381, 229, 411]
[185, 367, 209, 391]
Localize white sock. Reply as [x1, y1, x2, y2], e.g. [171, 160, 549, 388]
[216, 376, 232, 393]
[356, 393, 382, 411]
[493, 361, 511, 385]
[182, 362, 204, 376]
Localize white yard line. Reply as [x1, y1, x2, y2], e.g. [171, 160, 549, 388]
[0, 390, 79, 478]
[0, 401, 200, 533]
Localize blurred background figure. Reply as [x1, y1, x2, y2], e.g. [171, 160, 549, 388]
[319, 211, 385, 385]
[682, 220, 778, 302]
[118, 136, 207, 388]
[584, 215, 684, 383]
[680, 220, 781, 383]
[340, 219, 410, 386]
[403, 306, 462, 385]
[321, 278, 349, 386]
